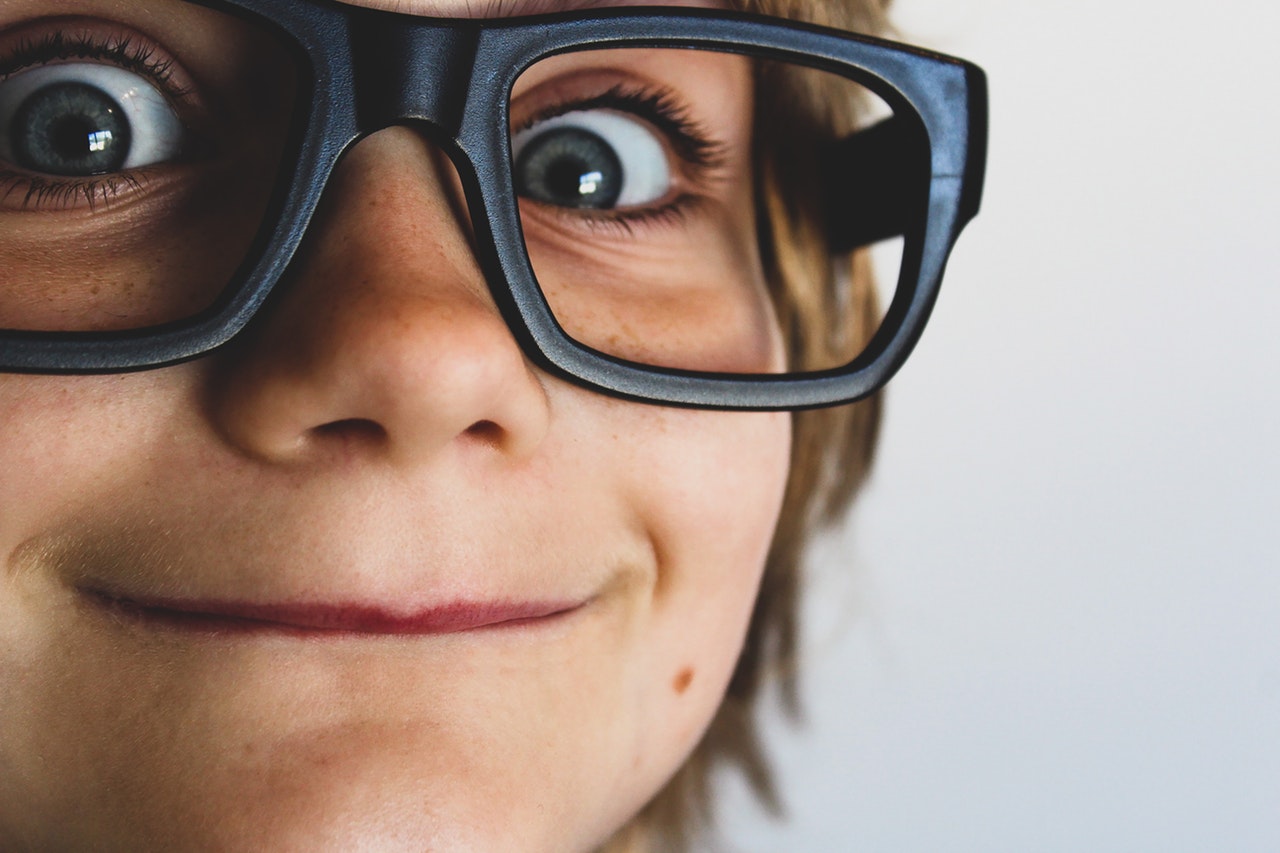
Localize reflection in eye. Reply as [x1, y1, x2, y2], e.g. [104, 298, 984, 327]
[511, 110, 670, 210]
[0, 63, 184, 177]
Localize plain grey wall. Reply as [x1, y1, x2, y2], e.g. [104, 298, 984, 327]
[719, 0, 1280, 849]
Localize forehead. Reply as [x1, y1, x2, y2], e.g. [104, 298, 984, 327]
[338, 0, 721, 16]
[0, 0, 725, 19]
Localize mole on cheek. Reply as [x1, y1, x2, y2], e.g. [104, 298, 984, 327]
[672, 667, 694, 695]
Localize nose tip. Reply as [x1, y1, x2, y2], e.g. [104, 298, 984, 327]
[207, 126, 551, 468]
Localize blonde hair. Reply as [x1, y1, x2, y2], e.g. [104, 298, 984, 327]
[602, 1, 892, 849]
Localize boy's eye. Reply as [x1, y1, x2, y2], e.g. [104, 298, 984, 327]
[511, 110, 671, 210]
[0, 63, 184, 177]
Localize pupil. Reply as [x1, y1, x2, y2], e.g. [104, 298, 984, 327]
[547, 158, 593, 202]
[51, 117, 99, 160]
[515, 127, 622, 210]
[11, 82, 132, 177]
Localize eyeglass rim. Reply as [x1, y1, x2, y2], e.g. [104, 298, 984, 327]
[0, 1, 987, 411]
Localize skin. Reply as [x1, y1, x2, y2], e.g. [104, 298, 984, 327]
[0, 0, 792, 850]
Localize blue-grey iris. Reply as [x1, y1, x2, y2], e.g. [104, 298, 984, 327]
[11, 82, 132, 176]
[515, 126, 623, 209]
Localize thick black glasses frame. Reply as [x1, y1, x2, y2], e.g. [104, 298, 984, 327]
[0, 0, 987, 410]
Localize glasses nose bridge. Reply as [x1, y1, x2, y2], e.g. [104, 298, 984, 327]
[349, 15, 481, 140]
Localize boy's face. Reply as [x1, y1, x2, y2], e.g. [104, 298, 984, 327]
[0, 0, 792, 850]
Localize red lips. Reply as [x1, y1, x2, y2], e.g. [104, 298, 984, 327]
[85, 588, 584, 636]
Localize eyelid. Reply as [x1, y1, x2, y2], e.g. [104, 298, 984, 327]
[0, 18, 199, 105]
[512, 82, 729, 171]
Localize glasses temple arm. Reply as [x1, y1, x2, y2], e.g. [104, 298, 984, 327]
[821, 116, 932, 253]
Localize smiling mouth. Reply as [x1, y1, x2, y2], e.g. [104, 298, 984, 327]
[81, 587, 586, 637]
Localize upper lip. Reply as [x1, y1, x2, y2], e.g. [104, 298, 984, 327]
[82, 587, 586, 635]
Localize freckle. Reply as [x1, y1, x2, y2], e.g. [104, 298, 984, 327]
[673, 667, 694, 695]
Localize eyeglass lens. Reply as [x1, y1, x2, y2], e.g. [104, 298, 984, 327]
[0, 1, 296, 334]
[515, 48, 908, 375]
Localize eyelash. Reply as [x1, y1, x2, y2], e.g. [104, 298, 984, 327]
[0, 31, 183, 94]
[0, 30, 186, 211]
[515, 84, 729, 233]
[0, 170, 144, 211]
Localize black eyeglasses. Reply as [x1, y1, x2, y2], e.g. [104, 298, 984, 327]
[0, 0, 986, 410]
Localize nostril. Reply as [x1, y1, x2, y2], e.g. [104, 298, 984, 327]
[311, 418, 388, 451]
[464, 419, 504, 446]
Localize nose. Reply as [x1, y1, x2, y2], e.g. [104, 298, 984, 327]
[208, 127, 551, 468]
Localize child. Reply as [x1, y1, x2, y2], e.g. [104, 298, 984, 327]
[0, 0, 984, 849]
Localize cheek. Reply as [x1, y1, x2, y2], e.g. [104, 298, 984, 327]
[0, 374, 184, 842]
[1, 376, 142, 537]
[607, 405, 792, 797]
[0, 372, 197, 542]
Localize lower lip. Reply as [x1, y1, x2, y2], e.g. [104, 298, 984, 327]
[83, 589, 585, 637]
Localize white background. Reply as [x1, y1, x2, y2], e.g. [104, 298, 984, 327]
[720, 0, 1280, 850]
